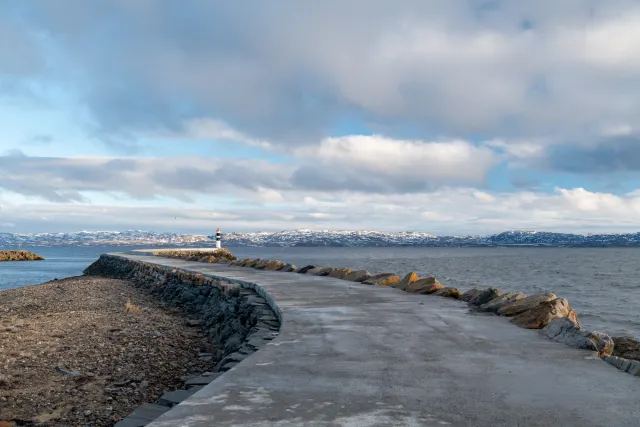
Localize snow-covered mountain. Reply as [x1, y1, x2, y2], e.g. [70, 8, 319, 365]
[2, 229, 640, 247]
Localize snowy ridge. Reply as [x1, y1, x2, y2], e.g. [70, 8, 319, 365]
[2, 229, 640, 247]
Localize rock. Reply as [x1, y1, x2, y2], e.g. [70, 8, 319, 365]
[55, 367, 83, 377]
[328, 268, 352, 279]
[253, 259, 271, 269]
[314, 267, 334, 276]
[246, 259, 261, 268]
[304, 266, 326, 275]
[186, 319, 202, 327]
[468, 288, 501, 306]
[541, 318, 614, 356]
[239, 258, 254, 267]
[459, 288, 483, 302]
[297, 265, 316, 274]
[157, 389, 195, 407]
[184, 372, 223, 387]
[342, 270, 372, 282]
[263, 260, 286, 271]
[362, 273, 401, 286]
[497, 292, 557, 317]
[404, 277, 443, 294]
[603, 356, 640, 376]
[509, 298, 578, 329]
[611, 336, 640, 361]
[478, 292, 525, 313]
[280, 263, 297, 272]
[392, 272, 419, 290]
[432, 287, 461, 299]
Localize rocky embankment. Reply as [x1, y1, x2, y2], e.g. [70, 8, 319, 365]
[220, 256, 640, 377]
[0, 250, 44, 262]
[82, 254, 281, 427]
[152, 248, 236, 263]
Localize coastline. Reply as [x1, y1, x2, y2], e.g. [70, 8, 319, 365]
[0, 276, 217, 426]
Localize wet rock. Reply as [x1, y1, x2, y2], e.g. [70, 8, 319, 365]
[342, 270, 372, 282]
[509, 298, 578, 329]
[263, 260, 286, 271]
[541, 318, 614, 356]
[404, 277, 443, 294]
[362, 273, 401, 286]
[497, 292, 557, 317]
[611, 336, 640, 361]
[297, 265, 316, 274]
[468, 288, 501, 306]
[328, 268, 352, 279]
[432, 287, 461, 299]
[392, 272, 419, 290]
[603, 356, 640, 376]
[478, 292, 525, 313]
[459, 288, 483, 302]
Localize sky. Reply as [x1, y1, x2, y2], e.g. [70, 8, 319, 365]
[2, 0, 640, 235]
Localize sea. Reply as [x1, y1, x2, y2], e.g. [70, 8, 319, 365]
[1, 245, 639, 339]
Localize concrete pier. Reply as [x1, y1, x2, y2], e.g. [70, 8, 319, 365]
[112, 253, 639, 427]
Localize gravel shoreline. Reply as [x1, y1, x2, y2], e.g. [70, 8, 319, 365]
[0, 276, 218, 426]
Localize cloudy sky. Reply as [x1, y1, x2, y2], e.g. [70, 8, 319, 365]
[2, 0, 640, 235]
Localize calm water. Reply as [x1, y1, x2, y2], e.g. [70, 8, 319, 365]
[1, 246, 639, 339]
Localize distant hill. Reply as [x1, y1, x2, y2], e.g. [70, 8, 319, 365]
[2, 229, 640, 247]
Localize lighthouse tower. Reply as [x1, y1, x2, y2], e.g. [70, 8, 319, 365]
[215, 228, 221, 249]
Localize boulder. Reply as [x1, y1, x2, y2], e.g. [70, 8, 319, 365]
[459, 288, 483, 302]
[246, 259, 261, 268]
[603, 356, 640, 376]
[254, 259, 272, 270]
[315, 267, 336, 276]
[404, 277, 444, 294]
[468, 288, 501, 306]
[509, 298, 578, 329]
[305, 266, 327, 275]
[263, 260, 286, 271]
[342, 270, 372, 282]
[497, 292, 557, 317]
[478, 292, 525, 313]
[362, 273, 401, 286]
[541, 317, 614, 356]
[432, 287, 461, 299]
[280, 263, 297, 272]
[239, 258, 254, 267]
[611, 336, 640, 361]
[297, 265, 316, 274]
[392, 272, 419, 290]
[328, 268, 352, 279]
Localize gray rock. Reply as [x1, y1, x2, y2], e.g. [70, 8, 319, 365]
[184, 372, 224, 386]
[541, 317, 614, 356]
[327, 267, 352, 279]
[297, 265, 316, 274]
[468, 288, 501, 306]
[497, 292, 557, 317]
[114, 403, 170, 427]
[603, 356, 640, 376]
[157, 389, 196, 407]
[459, 288, 483, 302]
[186, 319, 202, 327]
[304, 266, 326, 275]
[478, 292, 525, 313]
[342, 270, 372, 282]
[314, 267, 334, 276]
[280, 263, 297, 272]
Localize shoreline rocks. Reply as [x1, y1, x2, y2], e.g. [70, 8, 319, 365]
[0, 250, 44, 262]
[541, 318, 614, 356]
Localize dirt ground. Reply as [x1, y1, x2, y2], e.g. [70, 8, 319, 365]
[0, 276, 217, 426]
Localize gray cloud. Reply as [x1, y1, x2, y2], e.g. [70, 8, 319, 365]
[6, 0, 640, 148]
[546, 135, 640, 173]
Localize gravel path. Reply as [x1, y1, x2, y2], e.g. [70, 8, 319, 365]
[0, 276, 217, 426]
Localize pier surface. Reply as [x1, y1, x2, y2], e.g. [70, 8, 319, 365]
[115, 253, 639, 427]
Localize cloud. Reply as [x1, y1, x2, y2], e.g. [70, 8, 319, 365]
[6, 1, 640, 146]
[545, 134, 640, 173]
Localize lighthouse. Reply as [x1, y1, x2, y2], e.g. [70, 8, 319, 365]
[215, 228, 221, 249]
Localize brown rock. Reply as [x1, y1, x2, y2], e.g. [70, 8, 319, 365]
[497, 292, 557, 317]
[328, 268, 352, 279]
[404, 277, 443, 294]
[392, 272, 419, 290]
[263, 260, 286, 271]
[611, 336, 640, 361]
[459, 288, 483, 302]
[362, 273, 401, 286]
[342, 270, 372, 282]
[305, 266, 327, 275]
[478, 292, 525, 313]
[509, 298, 578, 329]
[254, 259, 271, 269]
[239, 258, 254, 267]
[280, 263, 297, 272]
[432, 287, 461, 299]
[246, 259, 261, 268]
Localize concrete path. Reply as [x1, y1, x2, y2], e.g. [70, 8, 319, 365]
[116, 253, 640, 427]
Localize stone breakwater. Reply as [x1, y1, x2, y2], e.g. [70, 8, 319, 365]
[0, 250, 44, 262]
[83, 254, 281, 427]
[224, 256, 640, 377]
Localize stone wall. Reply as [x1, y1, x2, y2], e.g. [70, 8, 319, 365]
[83, 254, 282, 426]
